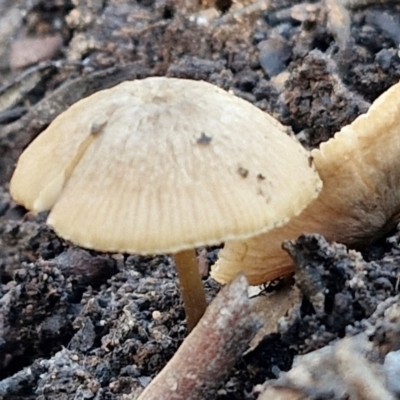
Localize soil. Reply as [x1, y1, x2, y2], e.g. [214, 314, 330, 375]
[1, 0, 400, 399]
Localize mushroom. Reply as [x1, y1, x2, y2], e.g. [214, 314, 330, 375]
[10, 77, 322, 330]
[211, 79, 400, 285]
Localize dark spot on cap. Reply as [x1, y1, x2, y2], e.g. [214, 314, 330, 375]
[257, 173, 265, 180]
[238, 166, 249, 178]
[90, 121, 107, 136]
[197, 132, 212, 145]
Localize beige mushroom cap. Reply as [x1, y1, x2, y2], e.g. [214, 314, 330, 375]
[211, 79, 400, 285]
[10, 77, 321, 254]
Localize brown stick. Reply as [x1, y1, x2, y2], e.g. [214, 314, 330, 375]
[135, 274, 260, 400]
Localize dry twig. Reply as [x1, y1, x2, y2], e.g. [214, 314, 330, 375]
[134, 274, 260, 400]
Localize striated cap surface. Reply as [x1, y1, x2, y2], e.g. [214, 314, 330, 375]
[11, 77, 321, 254]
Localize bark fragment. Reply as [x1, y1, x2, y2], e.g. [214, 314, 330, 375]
[135, 274, 260, 400]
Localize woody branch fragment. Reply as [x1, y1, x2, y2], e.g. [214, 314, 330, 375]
[135, 274, 260, 400]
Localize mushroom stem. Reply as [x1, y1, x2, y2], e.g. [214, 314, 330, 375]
[174, 248, 208, 331]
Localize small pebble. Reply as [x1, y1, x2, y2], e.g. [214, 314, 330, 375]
[152, 310, 162, 320]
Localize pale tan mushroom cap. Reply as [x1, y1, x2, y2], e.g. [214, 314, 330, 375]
[212, 80, 400, 285]
[10, 77, 321, 254]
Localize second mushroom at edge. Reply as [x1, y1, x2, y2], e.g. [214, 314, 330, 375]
[212, 79, 400, 286]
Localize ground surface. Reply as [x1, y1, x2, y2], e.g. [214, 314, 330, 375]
[1, 0, 400, 399]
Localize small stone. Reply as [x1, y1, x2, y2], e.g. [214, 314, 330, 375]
[152, 310, 162, 320]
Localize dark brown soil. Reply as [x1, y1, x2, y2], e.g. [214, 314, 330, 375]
[1, 0, 400, 399]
